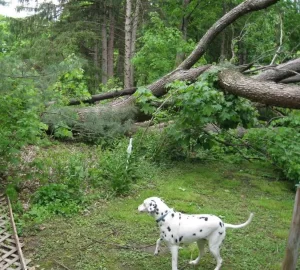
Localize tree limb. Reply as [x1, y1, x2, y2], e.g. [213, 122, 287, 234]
[219, 69, 300, 109]
[177, 0, 280, 70]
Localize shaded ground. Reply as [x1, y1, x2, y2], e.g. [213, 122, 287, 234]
[23, 161, 296, 270]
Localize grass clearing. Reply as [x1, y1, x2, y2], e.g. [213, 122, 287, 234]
[21, 157, 298, 270]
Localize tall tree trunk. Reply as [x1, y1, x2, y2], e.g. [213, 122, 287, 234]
[220, 0, 227, 61]
[282, 187, 300, 270]
[94, 40, 100, 92]
[107, 5, 115, 80]
[175, 0, 190, 66]
[101, 14, 108, 85]
[124, 0, 132, 88]
[130, 0, 140, 87]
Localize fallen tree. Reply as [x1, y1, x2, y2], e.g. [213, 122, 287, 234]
[44, 0, 300, 131]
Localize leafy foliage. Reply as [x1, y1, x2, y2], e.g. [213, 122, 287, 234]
[50, 54, 91, 103]
[132, 12, 195, 85]
[0, 71, 47, 168]
[243, 116, 300, 185]
[164, 69, 258, 152]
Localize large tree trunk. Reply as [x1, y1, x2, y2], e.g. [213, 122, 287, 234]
[124, 0, 132, 88]
[175, 0, 190, 66]
[282, 187, 300, 270]
[129, 0, 140, 86]
[219, 69, 300, 109]
[107, 4, 115, 80]
[101, 14, 108, 85]
[93, 40, 100, 92]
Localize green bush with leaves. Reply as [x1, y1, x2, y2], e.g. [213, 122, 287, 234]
[244, 126, 300, 185]
[50, 55, 91, 104]
[132, 12, 196, 85]
[0, 79, 47, 169]
[158, 69, 258, 157]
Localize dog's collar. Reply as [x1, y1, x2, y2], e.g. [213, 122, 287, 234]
[156, 211, 170, 223]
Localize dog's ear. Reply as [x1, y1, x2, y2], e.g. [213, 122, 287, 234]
[148, 200, 157, 213]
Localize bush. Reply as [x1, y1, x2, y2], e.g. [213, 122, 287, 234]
[244, 127, 300, 185]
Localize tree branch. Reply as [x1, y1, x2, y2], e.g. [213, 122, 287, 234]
[177, 0, 280, 70]
[219, 69, 300, 109]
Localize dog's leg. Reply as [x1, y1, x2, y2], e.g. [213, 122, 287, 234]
[154, 238, 162, 255]
[169, 245, 179, 270]
[208, 232, 225, 270]
[189, 239, 205, 265]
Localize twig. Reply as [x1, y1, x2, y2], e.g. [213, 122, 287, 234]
[270, 14, 283, 65]
[267, 116, 285, 126]
[54, 260, 71, 270]
[81, 229, 119, 250]
[179, 261, 191, 270]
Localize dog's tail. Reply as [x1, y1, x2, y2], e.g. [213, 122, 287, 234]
[224, 213, 254, 229]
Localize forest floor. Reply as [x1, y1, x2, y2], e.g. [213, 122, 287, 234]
[22, 158, 297, 270]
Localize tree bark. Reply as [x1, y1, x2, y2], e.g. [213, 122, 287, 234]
[219, 69, 300, 109]
[130, 0, 140, 86]
[280, 75, 300, 84]
[107, 4, 115, 79]
[101, 14, 108, 85]
[124, 0, 132, 88]
[175, 0, 190, 66]
[282, 187, 300, 270]
[253, 58, 300, 82]
[68, 87, 138, 105]
[94, 40, 100, 92]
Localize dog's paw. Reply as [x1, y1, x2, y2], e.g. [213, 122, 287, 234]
[154, 250, 159, 256]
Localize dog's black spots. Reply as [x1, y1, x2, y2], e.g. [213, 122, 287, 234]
[200, 229, 203, 232]
[219, 232, 223, 235]
[171, 213, 175, 218]
[165, 210, 168, 213]
[219, 222, 223, 227]
[167, 226, 171, 232]
[179, 236, 183, 242]
[175, 239, 178, 243]
[156, 211, 159, 215]
[193, 233, 196, 236]
[205, 217, 208, 221]
[161, 212, 164, 216]
[199, 216, 209, 221]
[171, 234, 173, 238]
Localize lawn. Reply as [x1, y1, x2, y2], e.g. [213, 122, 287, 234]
[23, 160, 296, 270]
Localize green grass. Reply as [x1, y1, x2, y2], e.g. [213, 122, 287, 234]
[23, 160, 297, 270]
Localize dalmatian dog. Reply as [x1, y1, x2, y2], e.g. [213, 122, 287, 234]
[138, 197, 253, 270]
